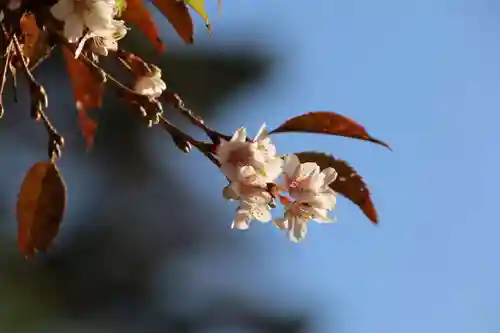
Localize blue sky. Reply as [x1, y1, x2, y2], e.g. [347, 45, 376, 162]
[156, 0, 500, 332]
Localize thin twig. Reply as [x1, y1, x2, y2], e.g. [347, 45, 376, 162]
[159, 115, 220, 167]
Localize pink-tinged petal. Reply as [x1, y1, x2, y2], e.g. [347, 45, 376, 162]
[312, 193, 337, 210]
[321, 167, 338, 186]
[298, 162, 320, 178]
[282, 154, 300, 178]
[262, 158, 283, 182]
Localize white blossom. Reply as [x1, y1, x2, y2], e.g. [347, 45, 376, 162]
[50, 0, 123, 43]
[133, 69, 167, 99]
[274, 154, 338, 242]
[89, 19, 127, 56]
[215, 125, 283, 186]
[229, 183, 274, 230]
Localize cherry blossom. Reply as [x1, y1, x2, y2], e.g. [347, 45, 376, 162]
[133, 68, 167, 99]
[273, 154, 338, 242]
[50, 0, 123, 43]
[215, 125, 283, 186]
[89, 20, 128, 56]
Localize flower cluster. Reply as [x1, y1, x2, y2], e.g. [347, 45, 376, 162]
[215, 125, 338, 242]
[1, 0, 384, 257]
[49, 0, 166, 98]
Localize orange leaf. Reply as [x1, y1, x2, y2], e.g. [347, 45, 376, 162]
[16, 161, 67, 258]
[153, 0, 194, 44]
[122, 0, 165, 53]
[295, 152, 379, 224]
[270, 111, 391, 150]
[63, 48, 102, 150]
[20, 14, 53, 70]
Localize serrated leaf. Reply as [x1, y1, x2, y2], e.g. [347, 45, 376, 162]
[154, 0, 194, 44]
[16, 161, 67, 258]
[20, 14, 53, 71]
[122, 0, 165, 52]
[184, 0, 211, 32]
[295, 151, 379, 224]
[63, 48, 102, 150]
[270, 111, 391, 150]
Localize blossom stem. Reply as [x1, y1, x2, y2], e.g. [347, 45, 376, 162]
[10, 29, 63, 160]
[160, 91, 230, 143]
[159, 115, 220, 167]
[0, 38, 12, 117]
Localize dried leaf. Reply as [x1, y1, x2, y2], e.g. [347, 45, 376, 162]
[154, 0, 194, 44]
[270, 111, 391, 150]
[20, 14, 53, 70]
[122, 0, 165, 53]
[295, 151, 379, 224]
[63, 48, 102, 150]
[184, 0, 211, 32]
[16, 161, 67, 258]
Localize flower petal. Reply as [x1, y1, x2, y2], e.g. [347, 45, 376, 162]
[64, 15, 85, 42]
[273, 217, 289, 230]
[231, 127, 247, 142]
[231, 211, 251, 230]
[282, 154, 300, 178]
[322, 167, 338, 186]
[289, 220, 307, 243]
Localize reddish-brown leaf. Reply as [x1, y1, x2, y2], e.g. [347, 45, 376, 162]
[153, 0, 195, 44]
[63, 48, 102, 150]
[16, 161, 67, 258]
[270, 111, 391, 150]
[295, 151, 379, 224]
[122, 0, 165, 53]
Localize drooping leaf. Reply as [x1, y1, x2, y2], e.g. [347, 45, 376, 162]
[20, 14, 53, 71]
[122, 0, 165, 53]
[270, 111, 391, 150]
[154, 0, 194, 44]
[184, 0, 211, 32]
[63, 48, 102, 150]
[295, 151, 379, 224]
[16, 161, 67, 258]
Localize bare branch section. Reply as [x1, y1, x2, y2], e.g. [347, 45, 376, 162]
[2, 0, 388, 256]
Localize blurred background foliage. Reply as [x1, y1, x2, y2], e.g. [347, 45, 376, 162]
[0, 13, 320, 333]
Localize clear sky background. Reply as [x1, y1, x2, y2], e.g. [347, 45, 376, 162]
[154, 0, 500, 332]
[1, 0, 494, 332]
